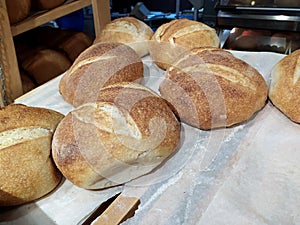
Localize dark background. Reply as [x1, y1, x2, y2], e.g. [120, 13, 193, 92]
[111, 0, 193, 13]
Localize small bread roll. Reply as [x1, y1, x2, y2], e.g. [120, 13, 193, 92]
[94, 17, 154, 57]
[0, 104, 64, 206]
[149, 19, 220, 70]
[159, 48, 268, 130]
[59, 42, 144, 107]
[52, 82, 180, 189]
[269, 49, 300, 123]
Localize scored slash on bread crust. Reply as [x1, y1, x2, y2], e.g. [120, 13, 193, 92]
[149, 19, 220, 70]
[159, 48, 268, 130]
[94, 17, 154, 57]
[52, 83, 180, 190]
[0, 104, 64, 206]
[59, 42, 144, 107]
[0, 104, 64, 132]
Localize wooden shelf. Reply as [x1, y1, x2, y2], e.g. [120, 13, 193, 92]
[11, 0, 92, 36]
[0, 0, 111, 104]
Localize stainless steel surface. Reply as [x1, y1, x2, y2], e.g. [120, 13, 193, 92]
[216, 0, 300, 31]
[219, 0, 300, 8]
[217, 10, 300, 31]
[236, 7, 300, 11]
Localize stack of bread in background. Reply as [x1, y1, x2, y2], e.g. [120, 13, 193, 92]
[14, 26, 93, 90]
[1, 15, 300, 207]
[5, 0, 66, 25]
[6, 0, 93, 93]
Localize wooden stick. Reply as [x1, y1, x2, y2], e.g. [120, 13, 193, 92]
[92, 194, 140, 225]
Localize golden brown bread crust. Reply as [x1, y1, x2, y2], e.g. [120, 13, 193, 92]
[59, 42, 144, 107]
[0, 104, 64, 206]
[94, 17, 154, 57]
[269, 49, 300, 123]
[149, 19, 220, 70]
[52, 83, 180, 189]
[0, 104, 64, 132]
[6, 0, 31, 25]
[159, 48, 268, 130]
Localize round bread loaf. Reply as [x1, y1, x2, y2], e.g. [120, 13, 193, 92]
[58, 32, 93, 62]
[149, 19, 220, 70]
[5, 0, 31, 25]
[59, 42, 144, 107]
[159, 48, 268, 130]
[269, 49, 300, 123]
[94, 17, 154, 57]
[0, 104, 64, 206]
[52, 82, 180, 189]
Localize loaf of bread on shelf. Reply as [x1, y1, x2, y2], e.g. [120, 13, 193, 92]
[18, 26, 75, 48]
[15, 26, 94, 62]
[59, 42, 144, 107]
[5, 0, 31, 25]
[94, 17, 154, 57]
[21, 48, 72, 85]
[31, 0, 65, 10]
[0, 104, 64, 206]
[149, 18, 220, 70]
[269, 49, 300, 123]
[52, 82, 181, 190]
[159, 48, 268, 130]
[58, 31, 94, 62]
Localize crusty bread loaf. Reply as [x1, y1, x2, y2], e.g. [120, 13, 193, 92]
[21, 48, 72, 85]
[159, 48, 268, 130]
[59, 42, 144, 107]
[52, 82, 180, 189]
[31, 0, 65, 10]
[15, 26, 93, 62]
[5, 0, 31, 25]
[269, 49, 300, 123]
[58, 31, 93, 62]
[149, 19, 220, 70]
[0, 104, 64, 206]
[94, 17, 154, 57]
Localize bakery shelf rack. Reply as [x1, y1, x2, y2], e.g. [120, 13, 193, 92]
[0, 0, 111, 105]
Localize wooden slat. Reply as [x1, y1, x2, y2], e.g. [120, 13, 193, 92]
[92, 0, 111, 37]
[92, 195, 140, 225]
[0, 0, 23, 104]
[11, 0, 92, 36]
